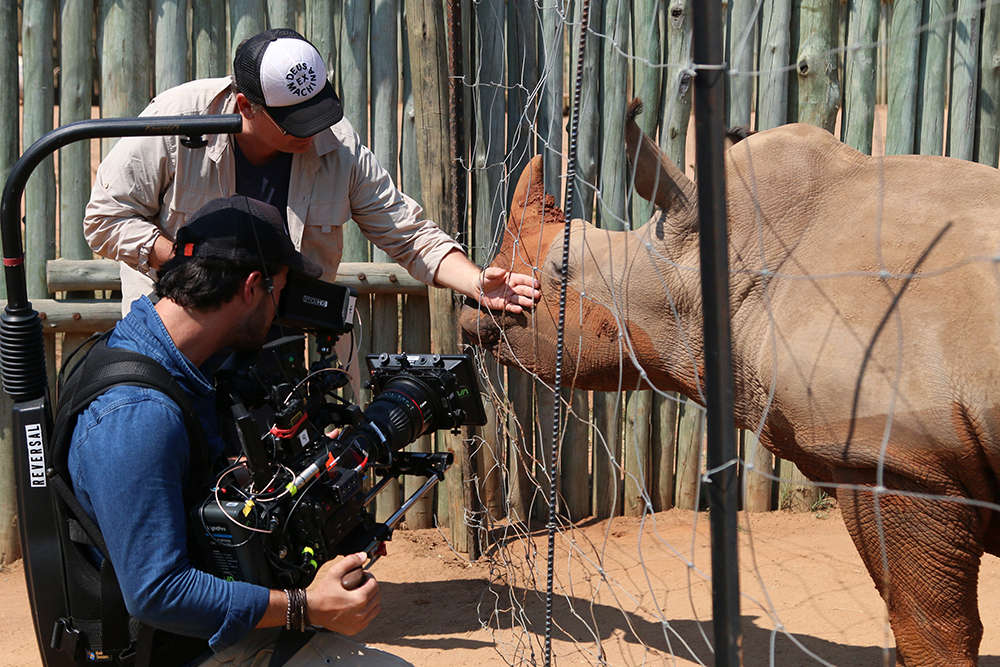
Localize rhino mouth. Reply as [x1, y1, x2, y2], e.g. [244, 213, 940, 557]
[458, 303, 504, 348]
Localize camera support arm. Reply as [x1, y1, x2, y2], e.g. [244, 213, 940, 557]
[0, 115, 242, 667]
[360, 452, 454, 568]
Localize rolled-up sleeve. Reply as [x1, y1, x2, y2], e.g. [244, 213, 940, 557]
[347, 142, 462, 286]
[84, 131, 176, 271]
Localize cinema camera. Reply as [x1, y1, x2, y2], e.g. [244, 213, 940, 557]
[199, 273, 487, 588]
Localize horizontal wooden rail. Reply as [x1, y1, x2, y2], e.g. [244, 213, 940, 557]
[5, 299, 122, 332]
[46, 259, 430, 295]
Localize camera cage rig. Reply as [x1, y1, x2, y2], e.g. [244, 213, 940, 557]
[205, 284, 487, 588]
[0, 116, 486, 666]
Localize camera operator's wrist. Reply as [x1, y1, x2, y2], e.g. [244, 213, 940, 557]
[284, 588, 310, 632]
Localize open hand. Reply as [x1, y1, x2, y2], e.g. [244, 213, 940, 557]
[478, 267, 541, 314]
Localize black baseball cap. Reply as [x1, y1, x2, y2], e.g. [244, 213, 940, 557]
[174, 196, 322, 279]
[233, 28, 344, 138]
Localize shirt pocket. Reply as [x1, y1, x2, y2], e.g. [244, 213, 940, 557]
[301, 198, 352, 277]
[163, 189, 220, 240]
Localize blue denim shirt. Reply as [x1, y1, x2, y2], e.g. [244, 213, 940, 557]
[67, 296, 270, 652]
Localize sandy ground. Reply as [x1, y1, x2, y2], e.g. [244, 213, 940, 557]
[4, 506, 1000, 667]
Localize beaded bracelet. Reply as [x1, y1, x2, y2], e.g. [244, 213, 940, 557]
[283, 588, 310, 632]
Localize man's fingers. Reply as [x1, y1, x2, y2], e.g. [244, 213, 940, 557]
[341, 566, 365, 590]
[328, 552, 367, 579]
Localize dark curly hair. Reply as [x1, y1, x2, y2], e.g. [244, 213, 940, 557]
[155, 255, 283, 311]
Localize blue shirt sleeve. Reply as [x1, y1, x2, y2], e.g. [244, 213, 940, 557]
[69, 386, 270, 651]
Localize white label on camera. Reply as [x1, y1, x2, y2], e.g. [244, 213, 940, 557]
[346, 295, 357, 323]
[302, 295, 328, 308]
[24, 423, 46, 487]
[299, 429, 310, 448]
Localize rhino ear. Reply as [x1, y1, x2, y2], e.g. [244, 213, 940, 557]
[625, 97, 696, 214]
[508, 155, 566, 235]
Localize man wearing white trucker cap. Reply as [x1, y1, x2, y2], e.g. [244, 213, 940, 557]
[84, 28, 539, 317]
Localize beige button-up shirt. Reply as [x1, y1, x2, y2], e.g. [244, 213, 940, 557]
[85, 77, 461, 313]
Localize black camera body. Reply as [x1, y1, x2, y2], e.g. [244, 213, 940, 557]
[197, 274, 486, 588]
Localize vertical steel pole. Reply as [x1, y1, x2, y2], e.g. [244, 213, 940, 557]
[691, 3, 743, 666]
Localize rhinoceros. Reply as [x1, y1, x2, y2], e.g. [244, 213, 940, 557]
[459, 100, 1000, 666]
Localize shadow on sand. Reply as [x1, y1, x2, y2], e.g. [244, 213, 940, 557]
[364, 577, 1000, 666]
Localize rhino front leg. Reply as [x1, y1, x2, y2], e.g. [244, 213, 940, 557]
[833, 467, 985, 667]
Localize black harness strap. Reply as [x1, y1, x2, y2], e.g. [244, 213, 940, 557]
[50, 334, 211, 666]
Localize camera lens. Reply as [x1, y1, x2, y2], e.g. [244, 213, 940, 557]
[359, 376, 441, 463]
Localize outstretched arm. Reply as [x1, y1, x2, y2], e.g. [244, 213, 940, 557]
[434, 248, 541, 314]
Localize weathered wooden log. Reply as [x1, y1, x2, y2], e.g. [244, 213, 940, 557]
[47, 259, 430, 295]
[789, 0, 841, 133]
[949, 0, 981, 161]
[405, 0, 473, 555]
[3, 300, 123, 332]
[885, 0, 922, 155]
[842, 0, 879, 153]
[916, 0, 953, 156]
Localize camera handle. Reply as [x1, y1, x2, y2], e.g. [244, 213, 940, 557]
[359, 452, 453, 568]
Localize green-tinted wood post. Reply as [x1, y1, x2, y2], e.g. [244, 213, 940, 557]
[789, 0, 840, 134]
[539, 0, 564, 199]
[885, 0, 922, 155]
[371, 0, 400, 524]
[674, 397, 703, 511]
[304, 0, 335, 74]
[841, 0, 879, 153]
[472, 0, 512, 524]
[59, 0, 96, 377]
[756, 0, 790, 132]
[569, 0, 600, 223]
[743, 0, 788, 510]
[23, 0, 56, 303]
[338, 0, 371, 406]
[788, 0, 837, 511]
[506, 379, 534, 524]
[578, 0, 611, 519]
[0, 0, 19, 566]
[916, 0, 953, 156]
[155, 0, 188, 94]
[23, 0, 57, 394]
[535, 382, 555, 522]
[659, 0, 692, 513]
[726, 0, 755, 129]
[779, 457, 818, 512]
[507, 0, 536, 194]
[742, 429, 773, 512]
[631, 0, 661, 261]
[268, 0, 297, 29]
[192, 0, 227, 80]
[878, 3, 889, 105]
[651, 393, 678, 512]
[559, 387, 590, 521]
[405, 0, 476, 557]
[624, 390, 651, 517]
[399, 14, 435, 530]
[948, 0, 981, 161]
[662, 0, 692, 168]
[230, 0, 268, 63]
[401, 296, 433, 527]
[977, 0, 1000, 166]
[100, 0, 151, 156]
[594, 0, 630, 521]
[506, 0, 544, 525]
[59, 0, 94, 261]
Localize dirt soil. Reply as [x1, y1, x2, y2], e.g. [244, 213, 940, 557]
[4, 507, 1000, 666]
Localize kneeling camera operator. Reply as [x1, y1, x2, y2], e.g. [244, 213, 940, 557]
[52, 195, 485, 667]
